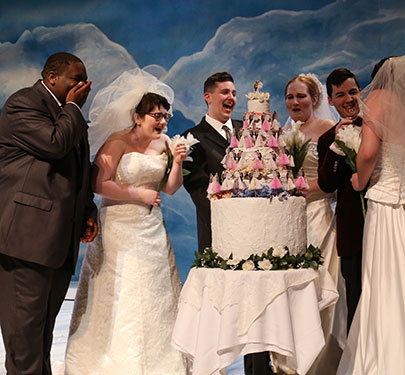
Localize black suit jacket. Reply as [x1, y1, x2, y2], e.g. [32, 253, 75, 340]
[317, 123, 364, 257]
[182, 117, 242, 252]
[0, 80, 97, 270]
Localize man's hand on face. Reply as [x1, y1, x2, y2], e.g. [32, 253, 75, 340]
[66, 80, 92, 108]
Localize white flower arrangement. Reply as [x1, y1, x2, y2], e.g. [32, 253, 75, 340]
[336, 125, 361, 153]
[280, 121, 306, 151]
[193, 245, 323, 271]
[278, 121, 310, 178]
[169, 133, 199, 154]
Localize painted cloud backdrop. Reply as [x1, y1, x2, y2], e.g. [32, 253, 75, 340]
[1, 0, 404, 280]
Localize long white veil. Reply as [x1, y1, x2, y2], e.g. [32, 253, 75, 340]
[360, 56, 405, 145]
[88, 68, 174, 157]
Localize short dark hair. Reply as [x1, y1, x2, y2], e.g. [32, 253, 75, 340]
[203, 72, 234, 94]
[326, 68, 360, 98]
[370, 56, 397, 80]
[41, 52, 83, 79]
[130, 92, 170, 127]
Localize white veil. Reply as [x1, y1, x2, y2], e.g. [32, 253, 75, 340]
[284, 73, 340, 126]
[360, 56, 405, 145]
[88, 68, 174, 157]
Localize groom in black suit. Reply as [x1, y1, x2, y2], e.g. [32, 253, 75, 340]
[182, 72, 241, 253]
[183, 72, 273, 374]
[0, 52, 98, 374]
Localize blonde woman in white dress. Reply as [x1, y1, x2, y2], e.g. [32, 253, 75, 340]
[284, 74, 347, 374]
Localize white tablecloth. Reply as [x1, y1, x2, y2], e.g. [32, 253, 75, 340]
[172, 266, 338, 375]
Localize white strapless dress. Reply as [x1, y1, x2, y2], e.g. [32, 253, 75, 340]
[304, 142, 347, 374]
[338, 143, 405, 375]
[53, 152, 189, 375]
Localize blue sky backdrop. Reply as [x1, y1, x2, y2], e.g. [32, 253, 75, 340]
[1, 0, 404, 281]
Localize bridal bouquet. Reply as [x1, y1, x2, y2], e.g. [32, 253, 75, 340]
[279, 120, 310, 178]
[149, 133, 199, 213]
[334, 124, 366, 218]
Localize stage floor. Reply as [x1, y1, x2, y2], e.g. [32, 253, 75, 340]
[0, 283, 244, 375]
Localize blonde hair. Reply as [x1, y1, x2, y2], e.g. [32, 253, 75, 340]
[284, 75, 322, 109]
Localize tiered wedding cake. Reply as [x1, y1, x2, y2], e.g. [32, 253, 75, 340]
[207, 81, 308, 260]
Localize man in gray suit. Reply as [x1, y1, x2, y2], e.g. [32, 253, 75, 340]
[0, 52, 98, 375]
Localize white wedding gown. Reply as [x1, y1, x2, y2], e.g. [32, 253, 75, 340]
[304, 142, 347, 374]
[54, 152, 188, 375]
[338, 142, 405, 375]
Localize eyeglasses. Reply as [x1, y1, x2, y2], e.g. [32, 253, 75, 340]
[147, 112, 172, 123]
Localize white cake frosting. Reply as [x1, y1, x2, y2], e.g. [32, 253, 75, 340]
[211, 197, 307, 259]
[247, 98, 270, 113]
[245, 80, 270, 113]
[207, 81, 308, 261]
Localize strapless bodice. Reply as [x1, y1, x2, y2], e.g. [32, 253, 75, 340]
[101, 152, 167, 208]
[303, 142, 336, 203]
[366, 142, 405, 204]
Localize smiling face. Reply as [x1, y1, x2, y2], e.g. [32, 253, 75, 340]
[285, 81, 317, 123]
[328, 78, 361, 119]
[204, 81, 237, 123]
[47, 62, 87, 103]
[135, 105, 169, 140]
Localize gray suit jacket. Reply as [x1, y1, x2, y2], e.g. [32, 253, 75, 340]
[0, 80, 97, 269]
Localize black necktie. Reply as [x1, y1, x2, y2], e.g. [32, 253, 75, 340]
[222, 125, 232, 143]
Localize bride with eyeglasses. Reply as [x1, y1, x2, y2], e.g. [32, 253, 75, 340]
[53, 69, 189, 374]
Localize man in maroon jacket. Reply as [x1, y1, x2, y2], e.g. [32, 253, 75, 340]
[317, 68, 363, 332]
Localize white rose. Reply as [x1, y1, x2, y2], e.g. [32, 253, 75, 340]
[242, 260, 256, 271]
[258, 259, 273, 270]
[227, 258, 242, 267]
[273, 247, 287, 258]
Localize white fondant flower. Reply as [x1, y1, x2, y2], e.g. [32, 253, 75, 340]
[258, 259, 273, 270]
[242, 260, 256, 271]
[273, 247, 287, 258]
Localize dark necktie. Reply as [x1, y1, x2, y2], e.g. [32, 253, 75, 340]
[222, 125, 232, 143]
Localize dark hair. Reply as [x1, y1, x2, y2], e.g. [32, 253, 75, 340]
[326, 68, 360, 97]
[203, 72, 234, 93]
[135, 92, 170, 115]
[284, 75, 321, 109]
[130, 92, 170, 127]
[371, 56, 397, 79]
[41, 52, 83, 78]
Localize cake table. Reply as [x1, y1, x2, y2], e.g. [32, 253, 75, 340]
[172, 266, 338, 375]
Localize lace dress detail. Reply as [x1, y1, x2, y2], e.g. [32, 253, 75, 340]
[303, 142, 347, 374]
[56, 152, 188, 375]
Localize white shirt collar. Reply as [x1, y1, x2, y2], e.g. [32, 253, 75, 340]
[41, 80, 63, 107]
[205, 114, 233, 137]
